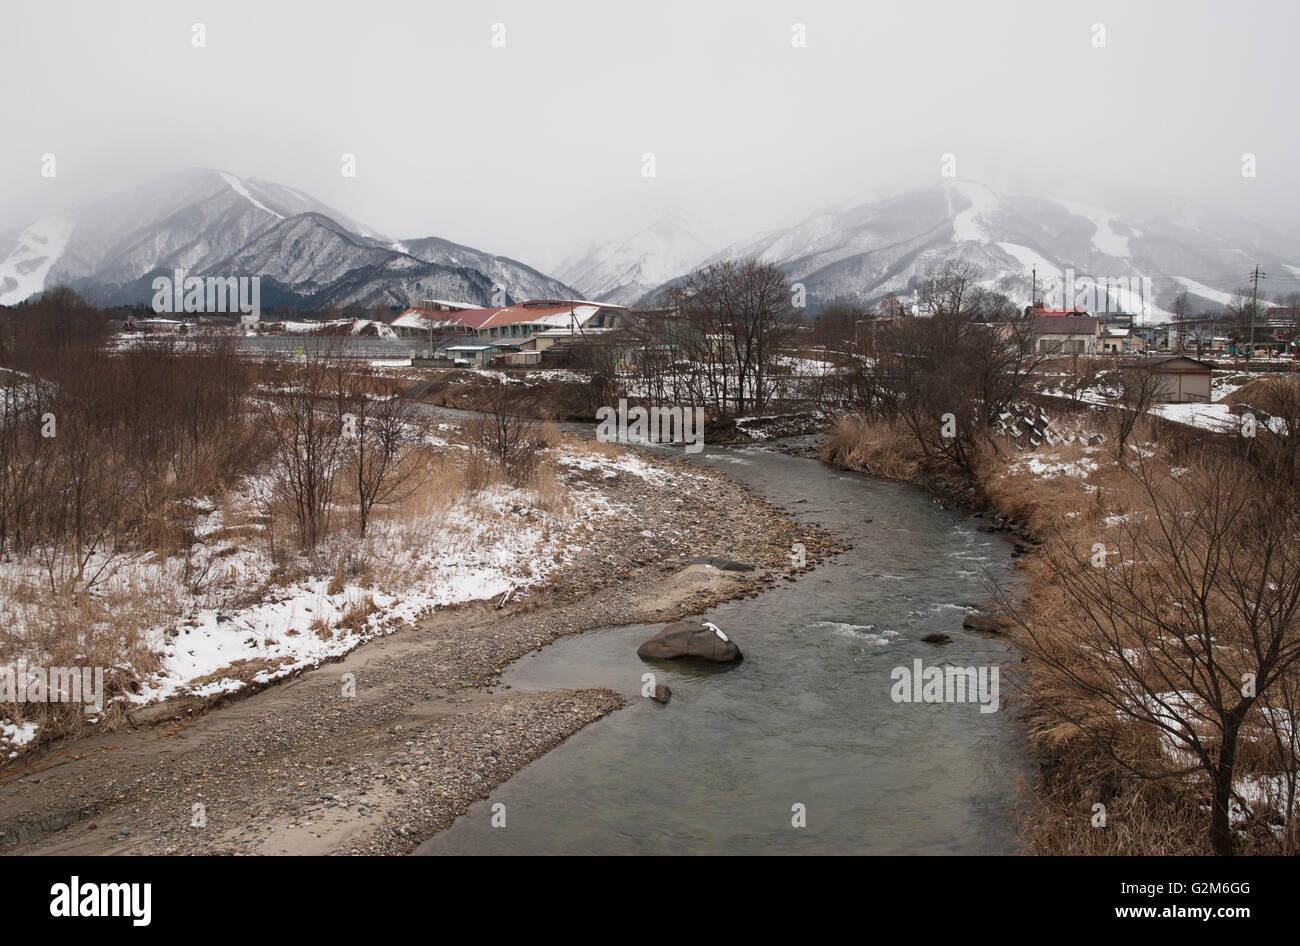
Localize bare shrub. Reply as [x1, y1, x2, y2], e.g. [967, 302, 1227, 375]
[465, 383, 541, 485]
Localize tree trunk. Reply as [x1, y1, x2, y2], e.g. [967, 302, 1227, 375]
[1210, 704, 1251, 855]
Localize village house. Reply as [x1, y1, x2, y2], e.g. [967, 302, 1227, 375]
[443, 343, 505, 366]
[1101, 325, 1144, 354]
[1121, 355, 1215, 403]
[1029, 314, 1103, 354]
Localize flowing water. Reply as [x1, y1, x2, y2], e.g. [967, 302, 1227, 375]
[416, 438, 1025, 855]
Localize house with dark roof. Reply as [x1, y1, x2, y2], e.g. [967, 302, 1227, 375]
[1029, 315, 1102, 354]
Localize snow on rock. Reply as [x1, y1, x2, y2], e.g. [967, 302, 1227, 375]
[0, 719, 39, 758]
[557, 448, 703, 484]
[558, 215, 716, 305]
[702, 620, 729, 642]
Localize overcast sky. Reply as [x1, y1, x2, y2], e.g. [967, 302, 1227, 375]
[2, 0, 1297, 269]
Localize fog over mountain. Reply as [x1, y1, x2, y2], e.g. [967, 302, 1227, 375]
[3, 1, 1299, 317]
[635, 180, 1300, 319]
[557, 214, 716, 305]
[3, 0, 1299, 280]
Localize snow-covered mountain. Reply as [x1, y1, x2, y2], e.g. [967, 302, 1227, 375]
[0, 168, 576, 309]
[640, 181, 1300, 319]
[557, 214, 714, 305]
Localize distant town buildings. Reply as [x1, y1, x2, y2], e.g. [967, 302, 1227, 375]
[390, 299, 634, 365]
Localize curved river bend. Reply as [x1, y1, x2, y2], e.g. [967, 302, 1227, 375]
[417, 438, 1025, 855]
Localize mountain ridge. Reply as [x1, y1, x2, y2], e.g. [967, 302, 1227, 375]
[632, 181, 1300, 319]
[0, 168, 578, 310]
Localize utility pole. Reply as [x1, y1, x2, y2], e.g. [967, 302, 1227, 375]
[1248, 265, 1265, 369]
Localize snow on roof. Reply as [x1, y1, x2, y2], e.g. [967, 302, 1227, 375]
[523, 299, 629, 310]
[420, 299, 482, 309]
[531, 326, 618, 337]
[479, 303, 604, 330]
[394, 301, 625, 333]
[392, 310, 463, 329]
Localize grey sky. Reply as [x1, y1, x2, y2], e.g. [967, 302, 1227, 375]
[2, 0, 1296, 269]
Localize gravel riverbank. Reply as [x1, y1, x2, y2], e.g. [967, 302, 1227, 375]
[0, 448, 842, 855]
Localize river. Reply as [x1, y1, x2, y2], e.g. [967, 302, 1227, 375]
[413, 436, 1025, 854]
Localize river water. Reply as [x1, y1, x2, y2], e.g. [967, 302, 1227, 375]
[415, 438, 1025, 855]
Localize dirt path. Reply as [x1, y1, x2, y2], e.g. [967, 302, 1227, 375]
[0, 454, 840, 855]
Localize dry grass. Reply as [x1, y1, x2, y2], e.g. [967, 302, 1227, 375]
[581, 436, 626, 460]
[820, 414, 922, 481]
[1222, 374, 1300, 408]
[0, 560, 171, 743]
[985, 432, 1300, 854]
[528, 455, 571, 517]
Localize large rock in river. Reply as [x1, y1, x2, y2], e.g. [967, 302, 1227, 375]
[637, 619, 743, 663]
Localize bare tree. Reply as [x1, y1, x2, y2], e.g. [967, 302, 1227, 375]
[662, 259, 794, 416]
[1170, 291, 1192, 325]
[1227, 289, 1260, 358]
[1111, 365, 1163, 460]
[261, 343, 346, 548]
[875, 261, 1054, 474]
[333, 364, 426, 536]
[1002, 452, 1300, 855]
